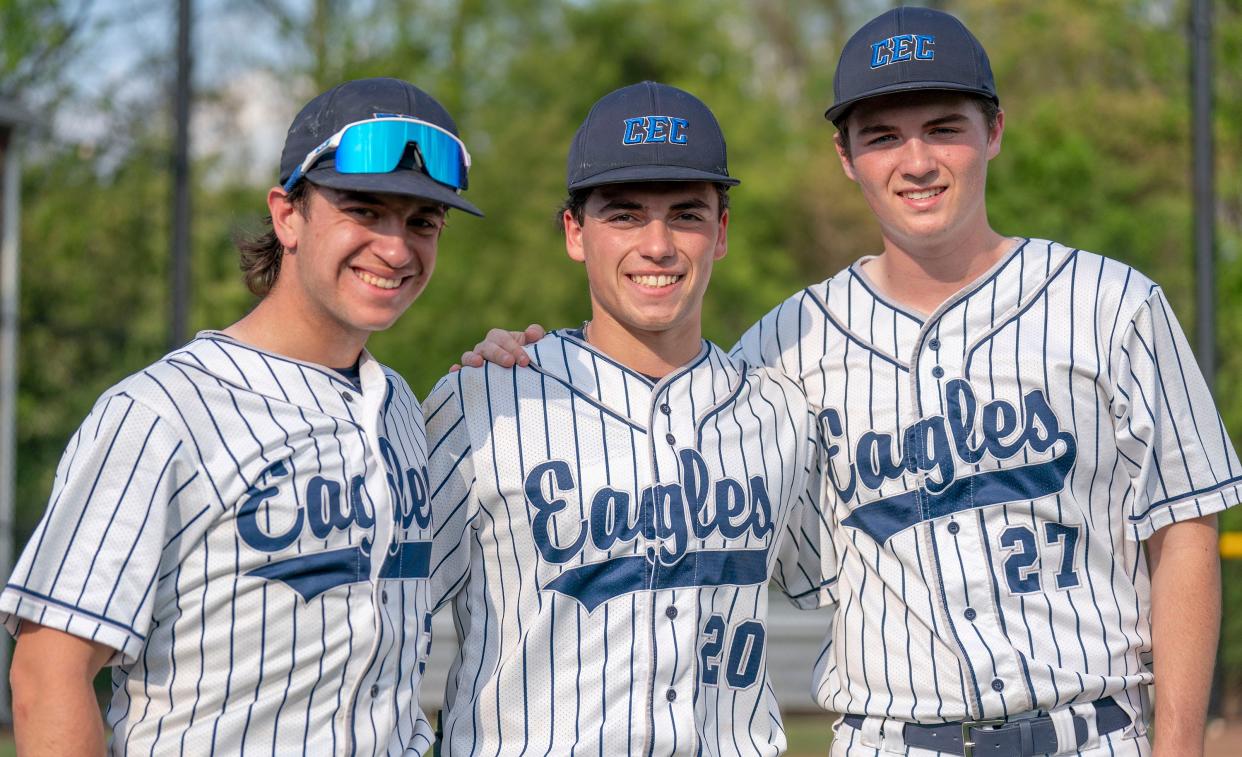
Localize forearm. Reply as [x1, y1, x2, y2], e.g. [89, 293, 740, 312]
[10, 623, 111, 757]
[13, 676, 107, 756]
[1147, 514, 1220, 757]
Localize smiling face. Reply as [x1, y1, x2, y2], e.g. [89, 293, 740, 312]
[564, 181, 728, 362]
[836, 91, 1003, 257]
[269, 184, 445, 346]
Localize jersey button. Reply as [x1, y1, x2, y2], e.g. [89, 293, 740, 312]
[931, 366, 945, 379]
[928, 338, 941, 351]
[666, 689, 677, 702]
[991, 679, 1005, 692]
[381, 590, 389, 604]
[341, 391, 355, 403]
[370, 684, 380, 697]
[947, 521, 960, 535]
[665, 433, 676, 445]
[665, 606, 678, 619]
[660, 403, 671, 415]
[964, 608, 977, 621]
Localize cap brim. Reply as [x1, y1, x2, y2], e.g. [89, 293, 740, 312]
[824, 81, 999, 124]
[304, 165, 483, 216]
[568, 164, 740, 192]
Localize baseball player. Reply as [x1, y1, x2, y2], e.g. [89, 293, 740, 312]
[465, 8, 1239, 757]
[424, 81, 831, 756]
[2, 77, 481, 755]
[732, 8, 1238, 755]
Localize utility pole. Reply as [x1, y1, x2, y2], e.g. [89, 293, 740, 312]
[1191, 0, 1215, 386]
[170, 0, 193, 348]
[0, 98, 30, 726]
[1190, 0, 1223, 721]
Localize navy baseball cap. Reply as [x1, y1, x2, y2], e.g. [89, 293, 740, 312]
[825, 6, 998, 125]
[566, 81, 740, 192]
[279, 77, 482, 216]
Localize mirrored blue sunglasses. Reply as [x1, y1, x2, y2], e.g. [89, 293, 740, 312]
[282, 116, 472, 193]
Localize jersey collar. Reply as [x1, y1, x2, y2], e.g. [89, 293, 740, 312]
[167, 331, 386, 423]
[520, 330, 741, 427]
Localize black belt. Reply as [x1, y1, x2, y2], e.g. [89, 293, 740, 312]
[842, 696, 1131, 756]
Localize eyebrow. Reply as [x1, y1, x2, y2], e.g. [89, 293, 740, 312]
[670, 198, 711, 211]
[596, 198, 644, 212]
[855, 112, 971, 136]
[595, 197, 711, 213]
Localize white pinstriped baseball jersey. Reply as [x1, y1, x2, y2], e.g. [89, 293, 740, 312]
[424, 330, 830, 756]
[734, 239, 1241, 753]
[1, 332, 438, 756]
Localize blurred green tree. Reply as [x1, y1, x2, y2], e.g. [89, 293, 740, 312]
[0, 0, 91, 95]
[6, 0, 1242, 698]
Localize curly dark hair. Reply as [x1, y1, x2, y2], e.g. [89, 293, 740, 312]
[233, 181, 313, 297]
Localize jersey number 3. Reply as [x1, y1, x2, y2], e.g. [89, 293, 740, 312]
[999, 523, 1082, 594]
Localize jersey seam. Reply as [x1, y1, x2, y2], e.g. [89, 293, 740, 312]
[1107, 286, 1168, 418]
[166, 356, 366, 428]
[114, 387, 221, 512]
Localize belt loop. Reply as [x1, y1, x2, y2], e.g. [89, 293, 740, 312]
[1047, 707, 1078, 754]
[879, 718, 907, 754]
[859, 715, 885, 749]
[1017, 720, 1034, 755]
[1070, 701, 1100, 752]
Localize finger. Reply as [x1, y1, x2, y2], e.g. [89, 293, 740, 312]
[459, 351, 487, 368]
[450, 363, 461, 373]
[486, 328, 523, 351]
[522, 324, 547, 343]
[476, 343, 517, 368]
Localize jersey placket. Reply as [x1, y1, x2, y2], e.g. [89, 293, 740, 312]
[338, 366, 399, 754]
[644, 378, 701, 755]
[910, 312, 1031, 718]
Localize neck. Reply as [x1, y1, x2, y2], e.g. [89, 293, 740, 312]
[583, 310, 702, 379]
[223, 295, 367, 368]
[868, 224, 1013, 314]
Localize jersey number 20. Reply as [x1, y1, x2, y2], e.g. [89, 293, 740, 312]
[700, 615, 766, 689]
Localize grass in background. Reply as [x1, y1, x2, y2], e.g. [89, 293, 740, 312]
[784, 713, 834, 756]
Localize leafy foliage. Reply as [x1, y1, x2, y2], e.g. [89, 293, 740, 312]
[6, 0, 1242, 689]
[0, 0, 90, 96]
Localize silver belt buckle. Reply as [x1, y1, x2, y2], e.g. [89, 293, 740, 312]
[960, 718, 1005, 757]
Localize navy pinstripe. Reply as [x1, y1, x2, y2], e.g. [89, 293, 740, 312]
[734, 240, 1242, 754]
[1, 332, 438, 755]
[425, 331, 828, 755]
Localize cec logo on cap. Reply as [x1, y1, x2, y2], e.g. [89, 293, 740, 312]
[825, 6, 998, 124]
[567, 81, 740, 192]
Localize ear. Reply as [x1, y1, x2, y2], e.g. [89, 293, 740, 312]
[986, 109, 1005, 160]
[564, 208, 586, 263]
[833, 131, 858, 182]
[713, 208, 729, 262]
[268, 186, 304, 252]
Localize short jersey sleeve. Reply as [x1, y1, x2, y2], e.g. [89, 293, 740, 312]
[771, 410, 839, 610]
[0, 392, 199, 665]
[1112, 288, 1242, 540]
[731, 289, 816, 376]
[423, 373, 479, 612]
